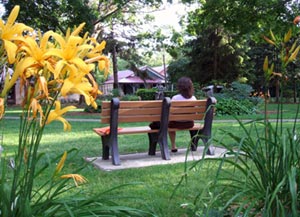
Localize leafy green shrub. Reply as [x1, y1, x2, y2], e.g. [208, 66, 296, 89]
[135, 88, 156, 100]
[112, 88, 121, 97]
[163, 90, 177, 98]
[192, 82, 207, 99]
[121, 94, 140, 101]
[226, 81, 254, 99]
[215, 98, 257, 115]
[215, 81, 262, 115]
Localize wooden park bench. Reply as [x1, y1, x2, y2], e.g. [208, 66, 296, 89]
[93, 98, 171, 165]
[93, 97, 216, 165]
[148, 97, 217, 157]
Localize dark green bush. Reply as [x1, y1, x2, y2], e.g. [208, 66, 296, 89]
[163, 90, 177, 98]
[135, 88, 156, 100]
[112, 88, 121, 97]
[121, 94, 140, 101]
[215, 98, 257, 115]
[215, 81, 262, 115]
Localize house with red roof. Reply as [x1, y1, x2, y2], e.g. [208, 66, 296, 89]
[100, 65, 167, 95]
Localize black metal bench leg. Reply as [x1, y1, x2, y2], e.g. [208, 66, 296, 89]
[202, 137, 215, 155]
[101, 136, 110, 160]
[148, 133, 158, 155]
[190, 130, 215, 155]
[158, 134, 170, 160]
[111, 136, 120, 165]
[189, 130, 199, 151]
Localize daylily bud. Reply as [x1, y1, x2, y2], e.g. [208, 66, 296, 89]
[263, 36, 276, 46]
[263, 56, 269, 73]
[284, 29, 292, 43]
[55, 151, 67, 175]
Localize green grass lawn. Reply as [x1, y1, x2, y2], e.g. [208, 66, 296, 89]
[2, 102, 300, 216]
[2, 118, 224, 216]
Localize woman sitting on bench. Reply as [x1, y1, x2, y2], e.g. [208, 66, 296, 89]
[168, 76, 196, 152]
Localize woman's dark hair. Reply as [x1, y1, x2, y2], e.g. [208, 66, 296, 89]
[177, 76, 194, 98]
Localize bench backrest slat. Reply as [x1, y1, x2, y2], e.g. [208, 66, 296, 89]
[101, 100, 163, 124]
[169, 100, 207, 122]
[117, 115, 161, 123]
[119, 101, 163, 108]
[170, 114, 204, 121]
[101, 99, 210, 124]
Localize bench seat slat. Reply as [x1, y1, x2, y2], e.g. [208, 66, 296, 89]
[94, 126, 159, 136]
[94, 123, 204, 137]
[168, 123, 203, 131]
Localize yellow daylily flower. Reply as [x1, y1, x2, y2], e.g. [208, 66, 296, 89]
[46, 101, 76, 131]
[61, 77, 97, 106]
[84, 55, 110, 78]
[19, 32, 53, 63]
[60, 174, 88, 187]
[0, 5, 32, 63]
[83, 39, 109, 76]
[85, 40, 106, 58]
[15, 32, 57, 80]
[65, 22, 86, 39]
[3, 33, 56, 98]
[46, 33, 93, 78]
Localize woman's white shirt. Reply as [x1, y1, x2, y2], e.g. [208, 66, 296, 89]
[171, 94, 196, 101]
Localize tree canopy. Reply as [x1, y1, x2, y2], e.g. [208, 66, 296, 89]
[167, 0, 300, 89]
[5, 0, 300, 96]
[4, 0, 97, 34]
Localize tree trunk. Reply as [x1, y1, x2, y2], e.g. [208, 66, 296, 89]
[213, 28, 218, 80]
[112, 43, 118, 89]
